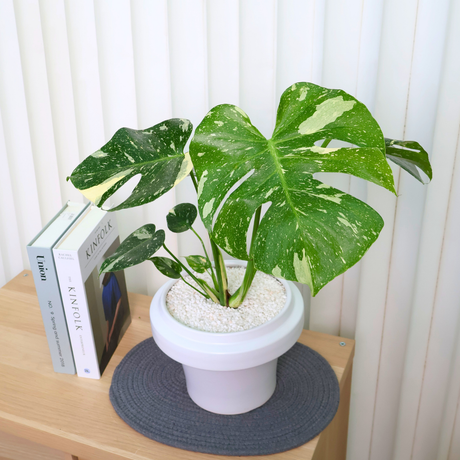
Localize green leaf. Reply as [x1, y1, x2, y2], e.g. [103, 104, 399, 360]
[385, 138, 432, 183]
[100, 224, 165, 273]
[150, 257, 182, 279]
[166, 203, 198, 233]
[186, 255, 211, 273]
[68, 119, 193, 211]
[190, 82, 394, 295]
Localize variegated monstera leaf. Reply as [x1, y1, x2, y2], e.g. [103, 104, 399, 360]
[190, 82, 397, 295]
[67, 119, 193, 211]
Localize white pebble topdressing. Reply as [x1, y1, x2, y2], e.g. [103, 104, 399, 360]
[166, 267, 286, 333]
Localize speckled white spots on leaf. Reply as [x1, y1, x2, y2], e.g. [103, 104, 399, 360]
[214, 121, 224, 127]
[293, 147, 309, 152]
[203, 198, 215, 219]
[159, 124, 168, 131]
[265, 188, 276, 198]
[298, 96, 356, 135]
[91, 149, 108, 158]
[133, 227, 153, 239]
[309, 193, 343, 204]
[223, 237, 232, 253]
[101, 256, 123, 273]
[125, 153, 135, 163]
[297, 86, 308, 101]
[338, 216, 358, 234]
[197, 170, 208, 199]
[180, 119, 190, 132]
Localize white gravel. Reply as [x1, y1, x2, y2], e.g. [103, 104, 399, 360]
[166, 267, 286, 333]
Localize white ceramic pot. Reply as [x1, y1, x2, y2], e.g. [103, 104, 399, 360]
[150, 261, 305, 415]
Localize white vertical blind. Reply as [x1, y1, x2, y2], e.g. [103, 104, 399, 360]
[130, 0, 176, 296]
[39, 0, 84, 204]
[13, 0, 63, 223]
[239, 0, 278, 138]
[1, 1, 459, 459]
[0, 109, 23, 285]
[93, 0, 148, 294]
[168, 0, 209, 260]
[207, 0, 240, 108]
[0, 0, 42, 270]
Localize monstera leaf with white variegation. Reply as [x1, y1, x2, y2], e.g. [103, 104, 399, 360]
[67, 118, 193, 211]
[68, 80, 432, 305]
[190, 82, 398, 295]
[384, 138, 432, 183]
[100, 224, 165, 273]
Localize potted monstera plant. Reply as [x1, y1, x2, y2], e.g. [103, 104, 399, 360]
[68, 82, 432, 414]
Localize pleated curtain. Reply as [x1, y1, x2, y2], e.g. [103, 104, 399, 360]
[1, 1, 459, 459]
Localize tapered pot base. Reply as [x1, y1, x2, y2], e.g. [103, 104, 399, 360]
[183, 359, 278, 414]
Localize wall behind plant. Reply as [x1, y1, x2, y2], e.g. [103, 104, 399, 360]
[1, 0, 459, 459]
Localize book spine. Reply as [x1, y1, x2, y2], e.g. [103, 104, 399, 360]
[26, 245, 76, 374]
[54, 250, 101, 379]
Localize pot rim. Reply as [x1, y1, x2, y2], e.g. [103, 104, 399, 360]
[150, 260, 305, 371]
[156, 259, 293, 339]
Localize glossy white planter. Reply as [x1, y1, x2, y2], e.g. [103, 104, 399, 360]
[150, 262, 304, 414]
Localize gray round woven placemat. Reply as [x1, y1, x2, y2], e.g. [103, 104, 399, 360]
[110, 337, 340, 456]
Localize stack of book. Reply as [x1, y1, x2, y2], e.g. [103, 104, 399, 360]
[27, 202, 131, 379]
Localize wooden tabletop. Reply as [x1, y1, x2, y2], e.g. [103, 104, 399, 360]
[0, 271, 355, 460]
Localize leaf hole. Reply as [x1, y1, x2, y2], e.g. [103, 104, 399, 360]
[101, 174, 142, 210]
[246, 202, 272, 255]
[211, 169, 255, 229]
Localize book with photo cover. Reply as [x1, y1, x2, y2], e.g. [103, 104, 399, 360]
[53, 206, 131, 379]
[26, 201, 90, 374]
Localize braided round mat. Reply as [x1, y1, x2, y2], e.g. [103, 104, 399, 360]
[110, 337, 340, 456]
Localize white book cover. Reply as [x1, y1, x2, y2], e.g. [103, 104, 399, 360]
[26, 201, 90, 374]
[54, 207, 131, 379]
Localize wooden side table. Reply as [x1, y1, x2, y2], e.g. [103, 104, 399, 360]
[0, 271, 354, 460]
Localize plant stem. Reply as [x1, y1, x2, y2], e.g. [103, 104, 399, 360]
[162, 244, 219, 302]
[180, 275, 210, 298]
[190, 169, 198, 188]
[189, 169, 221, 292]
[190, 169, 228, 306]
[191, 227, 219, 290]
[321, 138, 332, 148]
[211, 239, 229, 306]
[228, 206, 262, 308]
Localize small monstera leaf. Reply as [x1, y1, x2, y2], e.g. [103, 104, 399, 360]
[385, 138, 432, 183]
[68, 119, 193, 211]
[166, 203, 197, 233]
[100, 224, 165, 273]
[190, 82, 396, 295]
[186, 255, 211, 273]
[150, 257, 182, 279]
